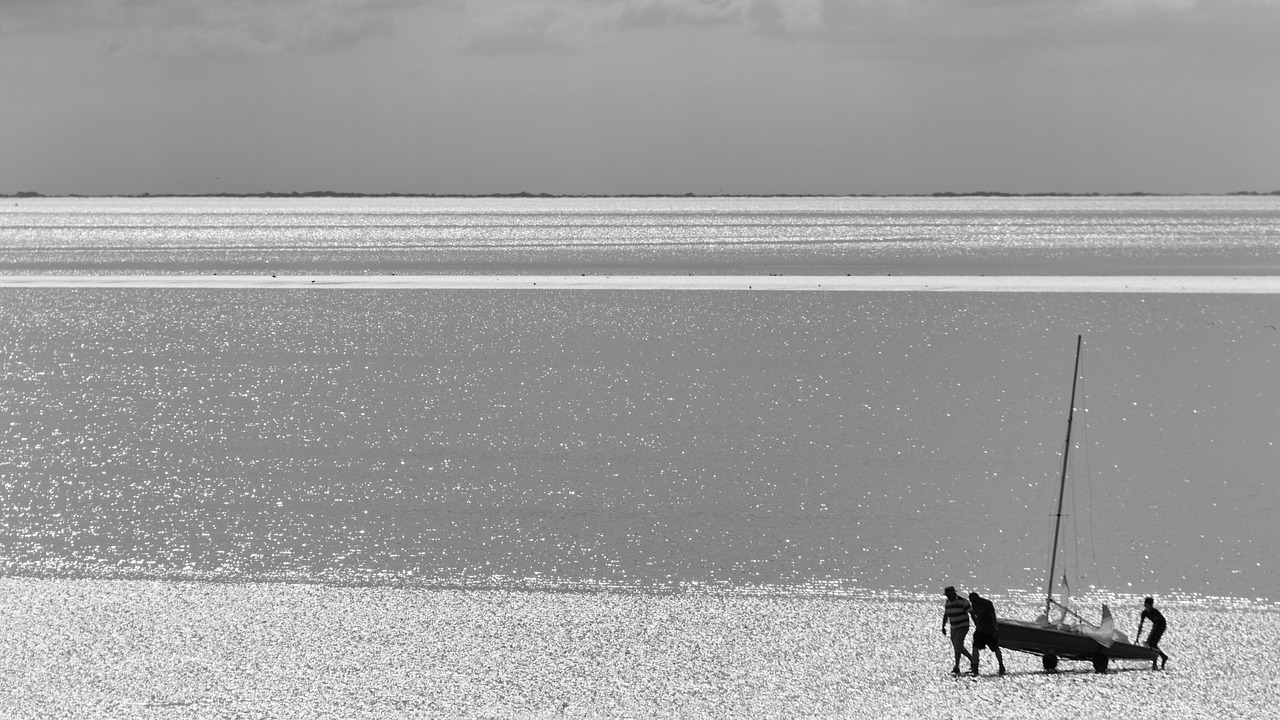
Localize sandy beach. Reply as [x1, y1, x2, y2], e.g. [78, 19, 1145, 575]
[2, 577, 1276, 719]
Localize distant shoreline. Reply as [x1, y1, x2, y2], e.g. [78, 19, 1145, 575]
[5, 274, 1280, 293]
[6, 191, 1280, 200]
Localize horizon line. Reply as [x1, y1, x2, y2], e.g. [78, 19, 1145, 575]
[5, 275, 1280, 293]
[6, 191, 1280, 200]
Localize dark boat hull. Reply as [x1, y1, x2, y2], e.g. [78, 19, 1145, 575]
[997, 619, 1160, 663]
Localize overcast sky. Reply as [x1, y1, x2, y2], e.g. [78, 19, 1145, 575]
[2, 0, 1278, 196]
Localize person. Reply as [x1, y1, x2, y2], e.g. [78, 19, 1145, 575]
[1138, 597, 1170, 670]
[968, 591, 1006, 676]
[941, 586, 974, 674]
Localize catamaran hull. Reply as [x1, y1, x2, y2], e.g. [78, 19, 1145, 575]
[997, 619, 1160, 667]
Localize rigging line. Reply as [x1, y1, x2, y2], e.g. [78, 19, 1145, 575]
[1045, 442, 1068, 597]
[1046, 333, 1082, 615]
[1080, 355, 1104, 590]
[1065, 348, 1084, 597]
[1070, 357, 1084, 591]
[1070, 442, 1081, 593]
[1031, 417, 1065, 595]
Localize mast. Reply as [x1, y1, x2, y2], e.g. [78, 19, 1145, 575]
[1045, 334, 1083, 617]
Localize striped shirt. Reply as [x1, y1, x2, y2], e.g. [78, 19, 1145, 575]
[945, 596, 971, 630]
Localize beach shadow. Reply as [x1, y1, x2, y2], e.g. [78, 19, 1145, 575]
[1041, 664, 1159, 677]
[949, 663, 1158, 680]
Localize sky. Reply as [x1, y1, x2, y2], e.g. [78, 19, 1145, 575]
[2, 0, 1278, 196]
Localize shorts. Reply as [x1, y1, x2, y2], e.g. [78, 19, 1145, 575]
[950, 626, 969, 651]
[1146, 627, 1164, 649]
[973, 632, 1000, 651]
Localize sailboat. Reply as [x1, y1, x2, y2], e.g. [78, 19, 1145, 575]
[995, 335, 1161, 673]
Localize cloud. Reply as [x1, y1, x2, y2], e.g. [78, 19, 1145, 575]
[437, 0, 1280, 72]
[456, 3, 590, 54]
[19, 0, 1269, 64]
[770, 0, 1280, 69]
[0, 0, 456, 58]
[0, 0, 81, 34]
[612, 0, 743, 30]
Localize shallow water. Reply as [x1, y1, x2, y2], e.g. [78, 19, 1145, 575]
[3, 289, 1277, 600]
[2, 578, 1275, 719]
[3, 195, 1280, 274]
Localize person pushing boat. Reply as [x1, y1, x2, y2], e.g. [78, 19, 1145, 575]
[988, 337, 1166, 673]
[1138, 597, 1170, 670]
[942, 586, 975, 674]
[968, 592, 1006, 676]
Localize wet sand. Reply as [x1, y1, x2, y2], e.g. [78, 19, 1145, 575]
[2, 577, 1275, 719]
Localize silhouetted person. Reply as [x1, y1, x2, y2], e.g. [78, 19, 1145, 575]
[1138, 597, 1170, 669]
[942, 586, 974, 674]
[968, 591, 1006, 675]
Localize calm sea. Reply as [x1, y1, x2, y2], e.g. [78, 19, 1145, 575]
[3, 195, 1280, 275]
[2, 197, 1279, 717]
[3, 195, 1278, 601]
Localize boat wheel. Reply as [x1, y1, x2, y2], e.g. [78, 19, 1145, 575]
[1092, 651, 1109, 674]
[1042, 653, 1059, 672]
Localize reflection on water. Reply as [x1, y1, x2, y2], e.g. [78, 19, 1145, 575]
[3, 195, 1279, 274]
[3, 289, 1278, 599]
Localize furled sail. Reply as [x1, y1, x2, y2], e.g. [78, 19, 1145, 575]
[1082, 604, 1117, 647]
